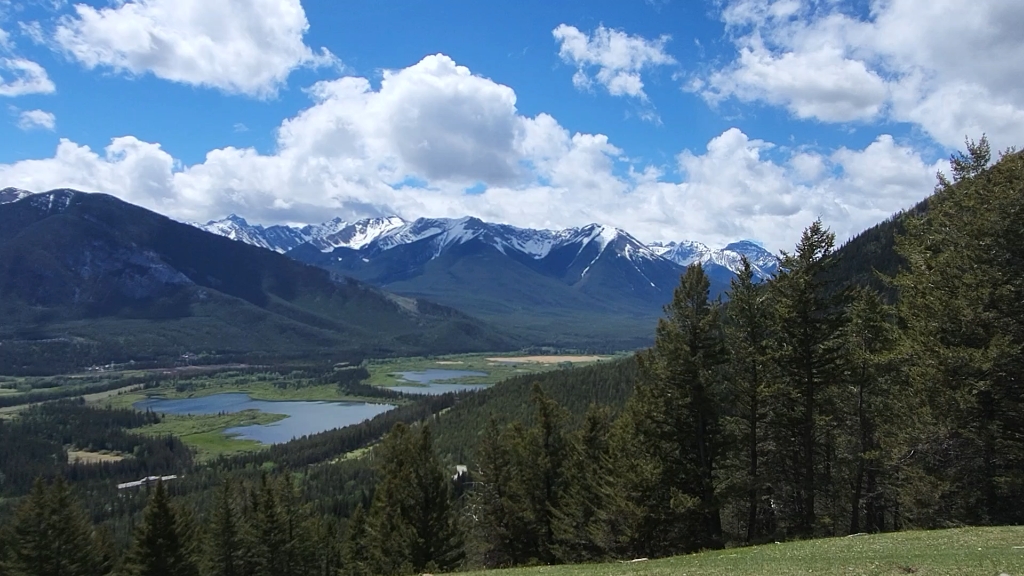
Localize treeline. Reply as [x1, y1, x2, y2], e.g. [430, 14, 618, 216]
[460, 139, 1024, 569]
[0, 399, 194, 498]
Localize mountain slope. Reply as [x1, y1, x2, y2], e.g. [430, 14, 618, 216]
[0, 190, 513, 372]
[289, 218, 707, 348]
[0, 187, 32, 204]
[198, 213, 780, 348]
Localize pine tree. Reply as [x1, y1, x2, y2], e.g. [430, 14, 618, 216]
[5, 478, 105, 576]
[552, 405, 617, 562]
[843, 289, 898, 534]
[894, 141, 1024, 524]
[725, 257, 774, 543]
[769, 221, 847, 537]
[126, 480, 198, 576]
[474, 419, 538, 568]
[340, 504, 370, 576]
[362, 422, 464, 575]
[619, 263, 730, 554]
[203, 481, 242, 576]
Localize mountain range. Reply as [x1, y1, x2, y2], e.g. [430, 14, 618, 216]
[0, 188, 512, 373]
[0, 188, 781, 355]
[195, 213, 780, 347]
[195, 213, 779, 279]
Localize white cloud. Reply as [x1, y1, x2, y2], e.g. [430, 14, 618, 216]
[0, 54, 943, 251]
[701, 0, 1024, 150]
[54, 0, 336, 97]
[552, 24, 675, 100]
[0, 57, 56, 96]
[17, 108, 55, 130]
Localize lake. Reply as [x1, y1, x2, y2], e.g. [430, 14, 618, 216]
[389, 369, 489, 395]
[134, 393, 395, 444]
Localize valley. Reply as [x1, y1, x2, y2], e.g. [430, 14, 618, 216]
[2, 146, 1022, 576]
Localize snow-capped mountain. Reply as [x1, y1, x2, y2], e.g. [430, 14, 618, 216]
[196, 212, 777, 279]
[194, 215, 406, 254]
[650, 239, 778, 278]
[0, 187, 33, 204]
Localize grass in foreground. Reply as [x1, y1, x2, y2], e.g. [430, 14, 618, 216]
[462, 527, 1024, 576]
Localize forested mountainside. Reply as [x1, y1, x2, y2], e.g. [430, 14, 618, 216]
[0, 190, 514, 374]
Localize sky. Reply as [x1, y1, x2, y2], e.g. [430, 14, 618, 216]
[1, 0, 1022, 251]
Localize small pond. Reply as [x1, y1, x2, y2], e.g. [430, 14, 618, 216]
[389, 369, 489, 395]
[134, 393, 394, 444]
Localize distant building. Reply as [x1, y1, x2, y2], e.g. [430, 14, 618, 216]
[117, 475, 178, 490]
[452, 465, 468, 481]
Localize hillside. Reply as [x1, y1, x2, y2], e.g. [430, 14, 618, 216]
[0, 190, 514, 373]
[286, 218, 774, 348]
[460, 527, 1024, 576]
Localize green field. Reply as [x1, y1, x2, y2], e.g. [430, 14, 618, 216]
[365, 353, 618, 387]
[98, 374, 376, 410]
[461, 527, 1024, 576]
[137, 410, 287, 460]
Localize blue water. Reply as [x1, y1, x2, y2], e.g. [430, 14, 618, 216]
[134, 393, 394, 444]
[390, 369, 489, 395]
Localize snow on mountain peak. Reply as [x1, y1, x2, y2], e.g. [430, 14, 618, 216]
[0, 187, 33, 204]
[191, 211, 778, 278]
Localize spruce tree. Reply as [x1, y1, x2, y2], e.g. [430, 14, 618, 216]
[363, 422, 464, 575]
[126, 480, 198, 576]
[474, 419, 537, 568]
[619, 263, 729, 554]
[843, 289, 898, 534]
[552, 405, 617, 562]
[340, 504, 370, 576]
[6, 478, 105, 576]
[725, 257, 774, 543]
[203, 481, 242, 576]
[894, 141, 1024, 524]
[769, 220, 847, 537]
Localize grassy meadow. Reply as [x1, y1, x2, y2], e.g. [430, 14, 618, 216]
[364, 352, 618, 387]
[461, 527, 1024, 576]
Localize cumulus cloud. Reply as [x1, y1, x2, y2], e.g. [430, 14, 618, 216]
[0, 54, 942, 251]
[700, 0, 1024, 151]
[17, 108, 55, 130]
[553, 24, 675, 100]
[0, 57, 55, 96]
[54, 0, 336, 97]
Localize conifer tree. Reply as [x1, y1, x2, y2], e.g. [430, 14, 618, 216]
[769, 221, 847, 537]
[203, 481, 242, 576]
[363, 422, 464, 575]
[126, 480, 198, 576]
[725, 257, 774, 543]
[895, 141, 1024, 524]
[552, 405, 617, 562]
[5, 478, 105, 576]
[474, 419, 537, 568]
[619, 263, 729, 554]
[340, 504, 370, 576]
[843, 289, 898, 534]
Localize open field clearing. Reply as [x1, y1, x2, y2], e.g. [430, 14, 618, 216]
[461, 527, 1024, 576]
[367, 352, 621, 387]
[486, 355, 612, 364]
[67, 450, 126, 464]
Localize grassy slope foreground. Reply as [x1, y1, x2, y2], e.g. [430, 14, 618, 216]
[463, 527, 1024, 576]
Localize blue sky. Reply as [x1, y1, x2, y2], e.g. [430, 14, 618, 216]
[1, 0, 1022, 250]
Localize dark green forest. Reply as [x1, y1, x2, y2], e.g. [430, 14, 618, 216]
[1, 140, 1023, 575]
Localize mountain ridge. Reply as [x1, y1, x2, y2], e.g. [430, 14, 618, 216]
[0, 189, 514, 373]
